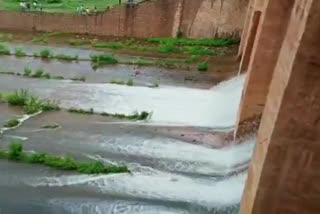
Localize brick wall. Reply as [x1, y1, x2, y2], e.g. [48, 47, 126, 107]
[0, 0, 248, 38]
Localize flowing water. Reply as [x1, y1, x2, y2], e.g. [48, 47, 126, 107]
[0, 44, 253, 214]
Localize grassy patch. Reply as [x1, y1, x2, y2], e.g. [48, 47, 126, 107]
[147, 37, 240, 47]
[5, 90, 60, 114]
[90, 53, 118, 69]
[3, 119, 20, 128]
[34, 48, 53, 58]
[0, 44, 10, 55]
[23, 67, 32, 76]
[126, 79, 134, 86]
[68, 107, 151, 121]
[55, 54, 79, 61]
[184, 46, 217, 56]
[0, 142, 129, 175]
[14, 47, 27, 57]
[198, 60, 209, 72]
[31, 68, 45, 78]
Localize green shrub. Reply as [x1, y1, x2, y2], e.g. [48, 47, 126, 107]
[8, 142, 23, 160]
[4, 119, 20, 128]
[198, 60, 209, 71]
[24, 67, 32, 76]
[36, 49, 53, 58]
[0, 44, 10, 55]
[14, 48, 26, 57]
[42, 73, 51, 79]
[6, 90, 30, 106]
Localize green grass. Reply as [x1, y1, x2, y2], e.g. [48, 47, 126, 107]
[147, 37, 240, 47]
[32, 36, 49, 44]
[90, 53, 118, 69]
[198, 60, 209, 71]
[3, 119, 20, 128]
[41, 123, 60, 129]
[184, 46, 217, 56]
[0, 44, 10, 55]
[5, 89, 60, 114]
[0, 141, 129, 174]
[34, 48, 53, 58]
[24, 67, 32, 76]
[68, 107, 151, 120]
[126, 79, 134, 86]
[0, 0, 119, 13]
[55, 53, 79, 61]
[14, 47, 27, 57]
[92, 42, 125, 50]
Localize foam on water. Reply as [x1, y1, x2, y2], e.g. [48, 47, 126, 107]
[29, 171, 247, 209]
[42, 75, 246, 128]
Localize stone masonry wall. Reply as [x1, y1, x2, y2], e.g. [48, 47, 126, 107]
[0, 0, 248, 38]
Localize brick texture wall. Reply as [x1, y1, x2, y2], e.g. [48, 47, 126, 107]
[0, 0, 248, 38]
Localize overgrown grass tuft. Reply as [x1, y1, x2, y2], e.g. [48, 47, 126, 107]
[5, 90, 60, 114]
[90, 54, 118, 69]
[24, 67, 32, 76]
[0, 142, 130, 175]
[14, 47, 26, 57]
[198, 60, 209, 72]
[0, 44, 10, 55]
[34, 49, 53, 58]
[31, 68, 45, 78]
[4, 119, 20, 128]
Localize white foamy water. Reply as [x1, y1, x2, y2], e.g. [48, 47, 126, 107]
[42, 75, 245, 128]
[91, 135, 255, 176]
[30, 171, 247, 209]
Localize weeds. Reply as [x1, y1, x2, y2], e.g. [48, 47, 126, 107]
[110, 79, 125, 85]
[41, 123, 60, 129]
[34, 49, 53, 58]
[147, 37, 240, 47]
[4, 119, 20, 128]
[0, 142, 130, 175]
[5, 90, 60, 114]
[198, 60, 209, 71]
[90, 54, 118, 69]
[14, 48, 26, 57]
[31, 68, 44, 78]
[126, 79, 134, 86]
[0, 44, 10, 55]
[24, 67, 32, 76]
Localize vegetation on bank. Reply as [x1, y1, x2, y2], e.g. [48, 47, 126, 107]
[110, 78, 134, 86]
[198, 60, 209, 71]
[3, 119, 20, 128]
[0, 142, 129, 174]
[4, 89, 60, 114]
[0, 0, 119, 13]
[90, 53, 118, 69]
[68, 108, 151, 121]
